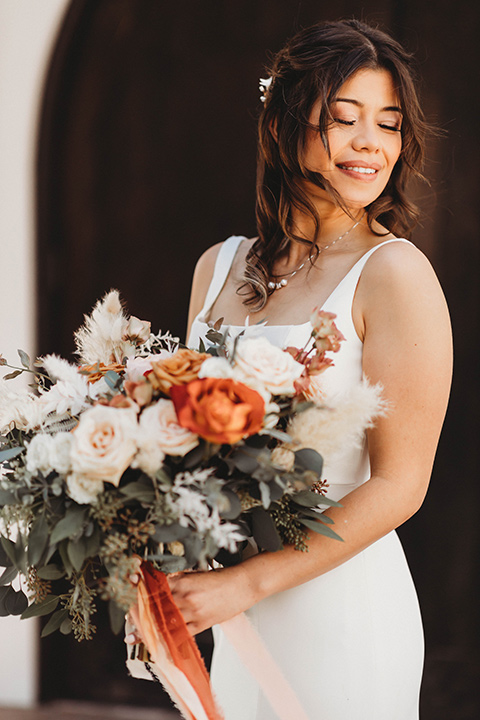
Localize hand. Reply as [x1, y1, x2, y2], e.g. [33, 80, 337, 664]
[167, 565, 257, 635]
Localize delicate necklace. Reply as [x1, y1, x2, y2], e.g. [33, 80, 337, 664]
[267, 215, 364, 291]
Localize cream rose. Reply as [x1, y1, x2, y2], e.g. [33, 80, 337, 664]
[134, 399, 198, 476]
[70, 405, 138, 486]
[232, 336, 305, 396]
[66, 473, 104, 504]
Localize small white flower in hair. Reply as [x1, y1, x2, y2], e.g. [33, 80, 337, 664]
[259, 76, 273, 102]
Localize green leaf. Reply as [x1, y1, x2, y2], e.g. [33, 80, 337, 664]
[41, 608, 69, 638]
[21, 594, 60, 619]
[292, 490, 342, 508]
[230, 449, 260, 474]
[108, 600, 126, 635]
[5, 588, 28, 616]
[250, 507, 283, 552]
[299, 518, 343, 542]
[119, 482, 155, 502]
[147, 554, 188, 573]
[259, 481, 271, 509]
[0, 565, 18, 586]
[58, 540, 73, 577]
[14, 534, 27, 574]
[0, 586, 14, 616]
[294, 448, 323, 476]
[0, 489, 16, 505]
[2, 370, 23, 380]
[17, 349, 30, 369]
[0, 446, 24, 462]
[50, 506, 87, 544]
[37, 564, 66, 580]
[218, 489, 242, 520]
[104, 370, 122, 391]
[60, 617, 72, 635]
[266, 428, 292, 443]
[0, 536, 16, 566]
[152, 523, 190, 543]
[67, 537, 88, 572]
[28, 514, 49, 565]
[198, 338, 206, 353]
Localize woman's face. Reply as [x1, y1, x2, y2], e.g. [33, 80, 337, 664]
[303, 68, 403, 210]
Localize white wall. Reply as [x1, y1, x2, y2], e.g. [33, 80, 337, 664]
[0, 0, 69, 707]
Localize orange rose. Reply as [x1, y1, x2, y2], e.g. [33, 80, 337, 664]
[147, 349, 209, 396]
[170, 377, 265, 444]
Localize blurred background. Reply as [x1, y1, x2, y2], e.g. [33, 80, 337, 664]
[0, 0, 478, 718]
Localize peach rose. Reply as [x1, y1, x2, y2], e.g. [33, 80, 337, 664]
[170, 377, 265, 444]
[147, 348, 209, 395]
[70, 405, 138, 486]
[232, 336, 305, 396]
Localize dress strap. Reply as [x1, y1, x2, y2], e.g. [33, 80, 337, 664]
[331, 238, 414, 303]
[198, 235, 246, 320]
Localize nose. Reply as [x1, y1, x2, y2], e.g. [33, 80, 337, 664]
[351, 122, 380, 152]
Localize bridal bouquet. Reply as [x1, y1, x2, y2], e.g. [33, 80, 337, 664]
[0, 291, 382, 645]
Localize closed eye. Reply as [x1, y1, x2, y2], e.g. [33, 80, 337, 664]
[334, 118, 355, 126]
[379, 124, 401, 132]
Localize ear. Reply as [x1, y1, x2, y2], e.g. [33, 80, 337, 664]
[269, 117, 278, 142]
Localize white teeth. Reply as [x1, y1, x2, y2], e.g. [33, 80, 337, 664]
[338, 165, 377, 174]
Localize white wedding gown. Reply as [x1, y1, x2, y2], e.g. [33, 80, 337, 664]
[188, 236, 424, 720]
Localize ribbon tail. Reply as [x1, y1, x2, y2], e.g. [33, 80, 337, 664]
[129, 562, 224, 720]
[220, 613, 311, 720]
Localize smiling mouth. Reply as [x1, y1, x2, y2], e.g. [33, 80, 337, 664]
[337, 165, 378, 175]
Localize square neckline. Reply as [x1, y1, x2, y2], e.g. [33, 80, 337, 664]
[197, 237, 408, 331]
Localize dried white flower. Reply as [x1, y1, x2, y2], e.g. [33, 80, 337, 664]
[74, 290, 132, 365]
[287, 380, 388, 463]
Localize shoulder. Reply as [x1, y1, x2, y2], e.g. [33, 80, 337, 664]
[359, 240, 444, 306]
[354, 239, 451, 340]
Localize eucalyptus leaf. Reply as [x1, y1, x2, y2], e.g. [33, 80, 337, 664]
[0, 565, 18, 586]
[41, 608, 69, 638]
[109, 600, 126, 635]
[104, 370, 122, 391]
[292, 489, 341, 508]
[28, 514, 49, 565]
[0, 446, 24, 462]
[14, 534, 27, 574]
[298, 508, 335, 524]
[37, 564, 66, 580]
[147, 554, 188, 573]
[299, 518, 343, 542]
[6, 589, 28, 616]
[230, 449, 260, 474]
[0, 537, 16, 566]
[50, 506, 87, 544]
[17, 349, 30, 369]
[0, 489, 16, 506]
[250, 507, 283, 552]
[119, 482, 155, 502]
[198, 338, 206, 353]
[259, 481, 271, 509]
[21, 594, 60, 619]
[294, 448, 324, 476]
[58, 540, 73, 577]
[67, 536, 88, 572]
[218, 489, 242, 520]
[265, 427, 292, 443]
[60, 617, 73, 635]
[183, 535, 204, 566]
[152, 523, 190, 543]
[0, 586, 13, 616]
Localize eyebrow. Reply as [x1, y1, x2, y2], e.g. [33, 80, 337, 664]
[334, 97, 403, 114]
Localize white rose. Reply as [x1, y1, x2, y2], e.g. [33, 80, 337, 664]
[198, 356, 235, 379]
[232, 337, 304, 396]
[134, 400, 198, 476]
[26, 434, 54, 474]
[70, 405, 138, 486]
[66, 473, 104, 505]
[49, 432, 74, 475]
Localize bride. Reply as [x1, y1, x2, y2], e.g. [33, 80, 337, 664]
[133, 19, 452, 719]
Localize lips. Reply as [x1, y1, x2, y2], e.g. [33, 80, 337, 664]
[336, 161, 382, 180]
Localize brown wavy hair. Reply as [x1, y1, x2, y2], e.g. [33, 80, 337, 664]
[242, 19, 430, 311]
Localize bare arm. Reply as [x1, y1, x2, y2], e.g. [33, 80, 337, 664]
[186, 242, 223, 340]
[170, 242, 453, 633]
